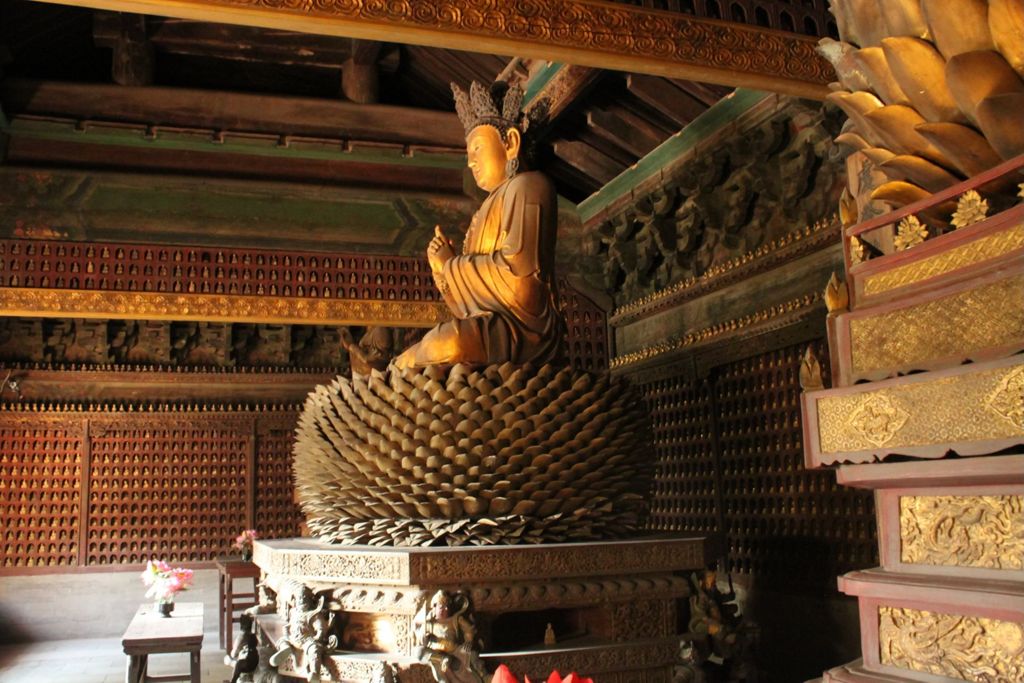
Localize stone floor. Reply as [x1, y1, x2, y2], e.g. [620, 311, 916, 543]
[0, 630, 234, 683]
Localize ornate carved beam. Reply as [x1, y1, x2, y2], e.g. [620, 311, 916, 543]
[29, 0, 831, 99]
[0, 288, 449, 327]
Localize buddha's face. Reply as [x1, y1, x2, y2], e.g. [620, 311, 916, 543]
[466, 124, 521, 192]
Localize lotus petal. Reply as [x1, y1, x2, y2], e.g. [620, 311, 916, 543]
[921, 0, 993, 59]
[882, 37, 964, 123]
[975, 92, 1024, 160]
[854, 47, 910, 105]
[990, 0, 1024, 78]
[945, 50, 1024, 128]
[915, 122, 1004, 176]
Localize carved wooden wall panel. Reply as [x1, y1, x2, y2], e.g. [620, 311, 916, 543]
[0, 239, 440, 302]
[255, 417, 304, 540]
[640, 339, 877, 588]
[86, 417, 252, 565]
[0, 417, 84, 569]
[644, 377, 717, 535]
[0, 406, 300, 573]
[0, 237, 607, 369]
[559, 280, 609, 372]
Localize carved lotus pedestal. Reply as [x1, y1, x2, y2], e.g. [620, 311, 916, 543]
[252, 534, 713, 683]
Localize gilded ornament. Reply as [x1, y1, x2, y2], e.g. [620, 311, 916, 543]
[848, 274, 1024, 377]
[849, 236, 866, 265]
[0, 288, 448, 327]
[610, 294, 820, 369]
[863, 223, 1024, 296]
[986, 366, 1024, 428]
[824, 272, 849, 313]
[799, 346, 825, 391]
[815, 361, 1024, 457]
[893, 215, 928, 251]
[951, 189, 990, 230]
[900, 495, 1024, 570]
[846, 394, 909, 447]
[879, 606, 1024, 682]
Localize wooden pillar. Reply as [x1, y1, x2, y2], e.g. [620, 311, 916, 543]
[341, 39, 381, 104]
[109, 13, 154, 86]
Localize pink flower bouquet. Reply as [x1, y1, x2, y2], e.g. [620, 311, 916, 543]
[232, 529, 258, 560]
[141, 560, 194, 603]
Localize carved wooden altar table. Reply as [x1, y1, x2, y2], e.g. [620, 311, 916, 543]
[253, 534, 713, 682]
[122, 602, 203, 683]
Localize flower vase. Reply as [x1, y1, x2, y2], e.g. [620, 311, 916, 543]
[157, 601, 174, 618]
[241, 547, 253, 562]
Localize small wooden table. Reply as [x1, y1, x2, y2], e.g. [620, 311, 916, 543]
[215, 557, 260, 650]
[122, 602, 203, 683]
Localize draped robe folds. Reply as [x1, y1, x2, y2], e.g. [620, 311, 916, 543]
[403, 171, 563, 367]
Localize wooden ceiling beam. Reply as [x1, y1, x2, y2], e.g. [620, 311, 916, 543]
[585, 108, 660, 159]
[29, 0, 831, 99]
[0, 78, 466, 148]
[552, 140, 622, 186]
[626, 73, 707, 128]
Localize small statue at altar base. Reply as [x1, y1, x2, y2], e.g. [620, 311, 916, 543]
[686, 569, 759, 682]
[224, 612, 260, 683]
[269, 590, 338, 683]
[413, 590, 485, 683]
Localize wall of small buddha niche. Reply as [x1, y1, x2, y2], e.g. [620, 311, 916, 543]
[0, 237, 608, 574]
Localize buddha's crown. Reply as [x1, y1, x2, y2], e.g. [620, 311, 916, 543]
[451, 80, 528, 137]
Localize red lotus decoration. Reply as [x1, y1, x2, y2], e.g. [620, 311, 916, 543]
[491, 664, 594, 683]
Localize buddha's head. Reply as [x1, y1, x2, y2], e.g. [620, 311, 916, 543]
[466, 124, 521, 192]
[452, 80, 544, 192]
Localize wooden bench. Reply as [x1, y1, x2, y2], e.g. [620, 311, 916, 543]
[122, 602, 204, 683]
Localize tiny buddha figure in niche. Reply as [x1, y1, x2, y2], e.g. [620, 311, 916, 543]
[394, 80, 563, 369]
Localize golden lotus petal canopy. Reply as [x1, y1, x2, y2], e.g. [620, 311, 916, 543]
[825, 0, 1024, 225]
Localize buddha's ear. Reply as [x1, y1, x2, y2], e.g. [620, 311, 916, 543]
[504, 127, 521, 159]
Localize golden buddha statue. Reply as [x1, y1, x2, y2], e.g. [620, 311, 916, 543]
[394, 81, 563, 368]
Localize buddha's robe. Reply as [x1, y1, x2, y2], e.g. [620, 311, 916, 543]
[403, 171, 563, 366]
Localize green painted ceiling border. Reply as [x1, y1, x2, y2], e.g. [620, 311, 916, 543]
[578, 88, 771, 224]
[2, 117, 467, 170]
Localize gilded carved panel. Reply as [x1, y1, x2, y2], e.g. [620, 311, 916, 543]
[0, 288, 448, 327]
[879, 607, 1024, 683]
[862, 223, 1024, 297]
[848, 274, 1024, 376]
[815, 363, 1024, 454]
[900, 495, 1024, 570]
